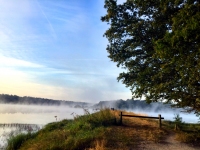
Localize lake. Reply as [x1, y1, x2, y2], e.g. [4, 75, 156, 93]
[0, 104, 88, 124]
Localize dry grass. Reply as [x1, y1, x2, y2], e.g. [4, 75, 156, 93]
[175, 131, 199, 143]
[87, 140, 106, 150]
[102, 110, 167, 149]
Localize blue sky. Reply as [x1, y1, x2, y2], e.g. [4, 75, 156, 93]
[0, 0, 131, 102]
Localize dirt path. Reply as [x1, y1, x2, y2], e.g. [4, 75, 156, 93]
[111, 111, 200, 150]
[140, 131, 200, 150]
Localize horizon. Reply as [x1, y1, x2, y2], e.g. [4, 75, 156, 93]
[0, 0, 131, 103]
[0, 93, 133, 103]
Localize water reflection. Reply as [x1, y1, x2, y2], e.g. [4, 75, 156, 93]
[0, 104, 86, 124]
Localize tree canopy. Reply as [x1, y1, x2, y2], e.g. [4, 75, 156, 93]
[101, 0, 200, 113]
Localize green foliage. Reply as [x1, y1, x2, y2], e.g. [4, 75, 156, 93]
[173, 114, 183, 125]
[42, 119, 72, 132]
[101, 0, 200, 113]
[173, 114, 184, 130]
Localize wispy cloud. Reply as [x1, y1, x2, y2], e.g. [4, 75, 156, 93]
[0, 54, 43, 68]
[36, 0, 57, 39]
[0, 0, 132, 102]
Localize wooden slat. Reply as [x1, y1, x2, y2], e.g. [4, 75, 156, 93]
[119, 114, 164, 119]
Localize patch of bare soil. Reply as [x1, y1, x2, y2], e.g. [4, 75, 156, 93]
[139, 131, 200, 150]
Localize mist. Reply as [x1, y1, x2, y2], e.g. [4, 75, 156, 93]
[130, 109, 199, 123]
[94, 99, 200, 123]
[0, 104, 89, 124]
[0, 100, 199, 124]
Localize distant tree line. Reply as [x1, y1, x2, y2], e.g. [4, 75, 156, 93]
[0, 94, 185, 112]
[0, 94, 88, 107]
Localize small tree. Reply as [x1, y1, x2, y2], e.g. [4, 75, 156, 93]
[173, 114, 183, 130]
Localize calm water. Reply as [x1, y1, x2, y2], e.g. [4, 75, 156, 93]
[0, 104, 87, 124]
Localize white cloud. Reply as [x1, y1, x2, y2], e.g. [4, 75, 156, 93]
[0, 0, 132, 102]
[0, 54, 43, 68]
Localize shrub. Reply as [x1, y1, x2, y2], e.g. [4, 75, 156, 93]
[173, 114, 183, 130]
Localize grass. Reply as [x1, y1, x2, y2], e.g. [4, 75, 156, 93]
[6, 108, 116, 150]
[6, 132, 38, 150]
[6, 109, 200, 150]
[175, 131, 200, 143]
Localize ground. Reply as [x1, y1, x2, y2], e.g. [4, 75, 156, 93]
[103, 110, 200, 150]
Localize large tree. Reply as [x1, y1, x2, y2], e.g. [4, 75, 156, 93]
[101, 0, 200, 113]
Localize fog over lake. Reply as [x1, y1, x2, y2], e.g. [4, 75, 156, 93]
[0, 104, 87, 124]
[130, 109, 199, 123]
[0, 103, 199, 124]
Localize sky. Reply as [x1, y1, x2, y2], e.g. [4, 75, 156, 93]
[0, 0, 131, 103]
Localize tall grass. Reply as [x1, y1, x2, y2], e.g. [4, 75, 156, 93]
[0, 124, 40, 150]
[6, 108, 116, 150]
[6, 132, 37, 150]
